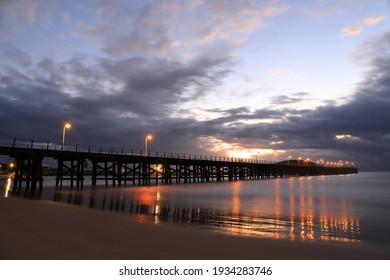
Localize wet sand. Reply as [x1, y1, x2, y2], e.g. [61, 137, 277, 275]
[0, 197, 389, 260]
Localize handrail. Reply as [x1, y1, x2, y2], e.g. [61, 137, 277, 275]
[0, 138, 279, 164]
[0, 138, 356, 168]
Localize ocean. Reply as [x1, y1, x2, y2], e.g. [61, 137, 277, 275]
[1, 172, 390, 249]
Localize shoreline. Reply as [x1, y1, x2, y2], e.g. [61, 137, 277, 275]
[1, 197, 389, 260]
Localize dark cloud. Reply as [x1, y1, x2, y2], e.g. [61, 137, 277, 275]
[271, 92, 310, 104]
[0, 44, 234, 153]
[0, 47, 32, 67]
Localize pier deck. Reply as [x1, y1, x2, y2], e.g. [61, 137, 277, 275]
[0, 139, 358, 189]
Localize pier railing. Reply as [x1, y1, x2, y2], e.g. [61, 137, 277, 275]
[0, 138, 358, 189]
[0, 138, 279, 164]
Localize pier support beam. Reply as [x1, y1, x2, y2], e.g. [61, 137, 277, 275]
[13, 156, 43, 189]
[55, 157, 85, 188]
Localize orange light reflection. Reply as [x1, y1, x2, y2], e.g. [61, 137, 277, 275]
[5, 177, 12, 198]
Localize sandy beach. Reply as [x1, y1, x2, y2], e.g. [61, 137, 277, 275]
[0, 196, 389, 260]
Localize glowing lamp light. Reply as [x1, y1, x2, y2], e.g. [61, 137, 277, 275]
[144, 134, 153, 156]
[61, 122, 72, 151]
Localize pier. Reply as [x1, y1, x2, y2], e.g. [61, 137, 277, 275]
[0, 139, 358, 189]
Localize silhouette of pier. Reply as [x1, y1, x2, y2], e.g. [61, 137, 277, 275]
[0, 139, 358, 189]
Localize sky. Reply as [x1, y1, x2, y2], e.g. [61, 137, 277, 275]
[0, 0, 389, 171]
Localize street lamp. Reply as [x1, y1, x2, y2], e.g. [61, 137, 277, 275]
[61, 122, 71, 151]
[144, 134, 153, 156]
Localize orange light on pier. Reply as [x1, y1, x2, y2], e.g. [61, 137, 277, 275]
[144, 134, 153, 156]
[61, 122, 72, 151]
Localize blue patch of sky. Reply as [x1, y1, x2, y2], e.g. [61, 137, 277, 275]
[232, 0, 389, 106]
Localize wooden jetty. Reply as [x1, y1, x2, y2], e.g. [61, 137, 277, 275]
[0, 139, 358, 189]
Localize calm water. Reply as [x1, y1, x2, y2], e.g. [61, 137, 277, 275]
[1, 172, 390, 248]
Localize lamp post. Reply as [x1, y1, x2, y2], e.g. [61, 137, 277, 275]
[144, 134, 153, 156]
[61, 122, 71, 151]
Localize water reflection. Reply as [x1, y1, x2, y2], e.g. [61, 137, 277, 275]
[5, 182, 43, 200]
[5, 177, 12, 198]
[2, 177, 361, 243]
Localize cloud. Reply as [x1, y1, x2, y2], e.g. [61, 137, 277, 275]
[341, 15, 386, 38]
[0, 45, 234, 151]
[0, 47, 32, 67]
[362, 15, 385, 26]
[341, 26, 362, 37]
[0, 0, 39, 24]
[78, 0, 289, 56]
[305, 6, 343, 18]
[261, 3, 290, 16]
[352, 29, 390, 69]
[271, 92, 310, 105]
